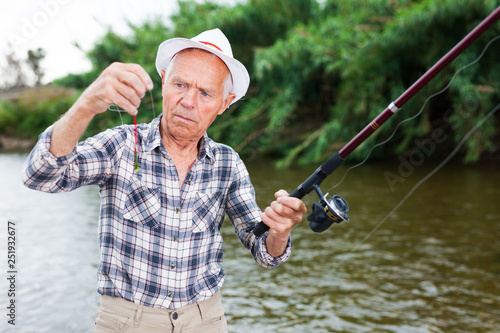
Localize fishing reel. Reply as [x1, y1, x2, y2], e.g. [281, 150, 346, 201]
[307, 185, 349, 233]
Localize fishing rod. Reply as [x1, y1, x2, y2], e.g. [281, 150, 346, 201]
[253, 6, 500, 237]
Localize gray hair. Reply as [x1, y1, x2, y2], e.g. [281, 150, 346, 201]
[163, 49, 233, 100]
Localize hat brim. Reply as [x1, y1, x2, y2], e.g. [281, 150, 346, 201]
[155, 38, 250, 105]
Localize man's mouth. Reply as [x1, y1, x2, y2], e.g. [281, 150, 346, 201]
[175, 114, 195, 123]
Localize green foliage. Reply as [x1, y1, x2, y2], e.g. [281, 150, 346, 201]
[213, 0, 500, 165]
[172, 0, 319, 70]
[53, 71, 100, 90]
[0, 87, 77, 140]
[10, 0, 500, 164]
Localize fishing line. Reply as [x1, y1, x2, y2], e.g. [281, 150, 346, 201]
[326, 34, 500, 192]
[333, 100, 500, 268]
[150, 89, 156, 118]
[107, 89, 156, 124]
[107, 90, 156, 172]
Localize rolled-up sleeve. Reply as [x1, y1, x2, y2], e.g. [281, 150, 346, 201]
[22, 126, 117, 193]
[254, 232, 292, 268]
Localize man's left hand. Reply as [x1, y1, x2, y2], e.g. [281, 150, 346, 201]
[261, 190, 307, 257]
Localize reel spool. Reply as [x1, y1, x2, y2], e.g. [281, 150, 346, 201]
[308, 185, 349, 233]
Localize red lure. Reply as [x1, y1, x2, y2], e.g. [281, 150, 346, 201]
[133, 114, 139, 172]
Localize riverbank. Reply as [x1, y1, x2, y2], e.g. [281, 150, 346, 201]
[1, 134, 499, 162]
[0, 135, 35, 153]
[0, 86, 77, 151]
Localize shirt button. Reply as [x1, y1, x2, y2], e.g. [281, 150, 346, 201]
[175, 208, 180, 214]
[168, 292, 173, 298]
[172, 312, 179, 320]
[170, 263, 175, 269]
[173, 237, 178, 242]
[188, 179, 192, 184]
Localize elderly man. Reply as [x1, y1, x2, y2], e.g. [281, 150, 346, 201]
[22, 28, 306, 332]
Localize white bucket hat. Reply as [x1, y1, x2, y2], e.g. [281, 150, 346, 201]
[155, 28, 250, 105]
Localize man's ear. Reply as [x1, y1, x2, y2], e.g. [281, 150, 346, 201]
[218, 93, 236, 115]
[160, 70, 165, 88]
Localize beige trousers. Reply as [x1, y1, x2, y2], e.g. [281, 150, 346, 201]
[94, 291, 227, 333]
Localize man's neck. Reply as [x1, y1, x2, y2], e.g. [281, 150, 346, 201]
[160, 124, 201, 188]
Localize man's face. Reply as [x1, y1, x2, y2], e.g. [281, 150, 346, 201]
[160, 49, 235, 143]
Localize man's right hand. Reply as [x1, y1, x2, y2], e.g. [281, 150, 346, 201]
[78, 62, 154, 116]
[49, 62, 154, 157]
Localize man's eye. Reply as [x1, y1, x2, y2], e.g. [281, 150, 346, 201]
[201, 91, 209, 97]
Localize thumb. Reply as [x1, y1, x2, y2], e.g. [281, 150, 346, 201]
[274, 189, 289, 199]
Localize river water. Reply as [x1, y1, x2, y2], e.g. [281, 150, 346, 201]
[1, 153, 499, 332]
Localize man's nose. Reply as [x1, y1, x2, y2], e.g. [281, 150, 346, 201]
[181, 88, 196, 109]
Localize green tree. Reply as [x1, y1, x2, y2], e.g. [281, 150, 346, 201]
[50, 0, 500, 165]
[213, 0, 500, 166]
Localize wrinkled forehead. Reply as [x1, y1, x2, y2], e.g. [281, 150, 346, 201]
[173, 48, 230, 75]
[165, 48, 230, 93]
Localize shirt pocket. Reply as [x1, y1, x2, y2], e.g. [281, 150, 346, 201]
[192, 190, 223, 234]
[122, 177, 161, 229]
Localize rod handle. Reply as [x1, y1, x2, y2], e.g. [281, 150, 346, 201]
[252, 221, 269, 237]
[252, 152, 344, 237]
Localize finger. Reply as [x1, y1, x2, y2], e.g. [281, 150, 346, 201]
[265, 205, 285, 222]
[270, 200, 296, 218]
[274, 189, 289, 199]
[267, 201, 303, 226]
[115, 81, 142, 107]
[114, 90, 139, 116]
[105, 63, 153, 104]
[108, 62, 154, 92]
[116, 69, 150, 100]
[276, 196, 307, 214]
[97, 83, 139, 116]
[125, 63, 154, 91]
[260, 208, 290, 233]
[102, 69, 147, 115]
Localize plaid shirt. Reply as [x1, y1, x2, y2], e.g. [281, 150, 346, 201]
[22, 115, 291, 309]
